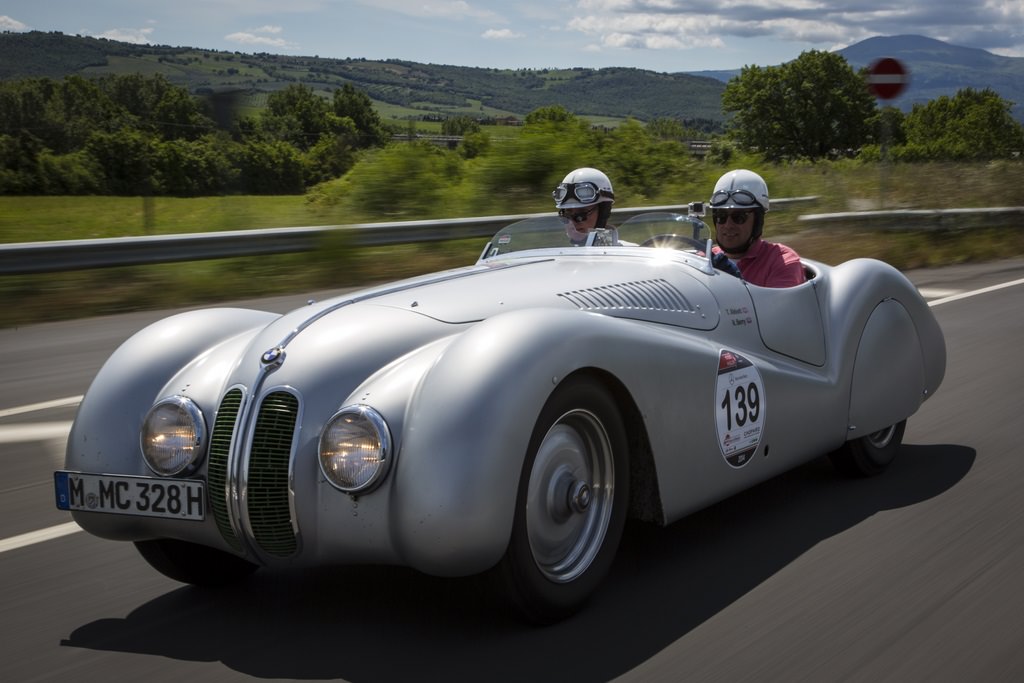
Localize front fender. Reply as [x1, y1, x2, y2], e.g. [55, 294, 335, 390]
[390, 307, 638, 576]
[65, 307, 278, 477]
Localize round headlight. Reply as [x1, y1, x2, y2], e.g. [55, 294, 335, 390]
[141, 396, 207, 476]
[318, 405, 392, 494]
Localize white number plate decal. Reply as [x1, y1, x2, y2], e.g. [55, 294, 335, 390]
[715, 350, 766, 468]
[54, 471, 205, 521]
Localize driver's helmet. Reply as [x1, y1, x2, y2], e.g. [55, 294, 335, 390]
[709, 169, 769, 247]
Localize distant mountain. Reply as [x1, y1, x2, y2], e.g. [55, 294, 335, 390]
[685, 34, 1024, 121]
[836, 34, 1024, 119]
[0, 31, 726, 127]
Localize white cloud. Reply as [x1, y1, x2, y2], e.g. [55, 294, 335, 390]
[96, 27, 154, 44]
[482, 28, 523, 40]
[0, 15, 29, 31]
[361, 0, 504, 22]
[225, 25, 293, 49]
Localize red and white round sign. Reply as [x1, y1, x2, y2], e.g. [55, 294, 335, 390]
[867, 57, 909, 100]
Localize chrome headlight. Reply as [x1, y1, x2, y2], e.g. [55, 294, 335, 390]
[318, 405, 392, 494]
[140, 396, 207, 476]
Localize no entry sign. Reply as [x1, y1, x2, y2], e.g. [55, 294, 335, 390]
[867, 57, 909, 100]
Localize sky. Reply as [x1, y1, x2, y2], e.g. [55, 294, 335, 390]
[2, 1, 1023, 73]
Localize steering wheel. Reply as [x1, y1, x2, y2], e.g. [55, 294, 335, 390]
[639, 233, 742, 278]
[639, 233, 706, 251]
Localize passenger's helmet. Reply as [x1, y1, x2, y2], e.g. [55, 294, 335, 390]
[553, 167, 615, 234]
[710, 169, 769, 252]
[553, 167, 615, 210]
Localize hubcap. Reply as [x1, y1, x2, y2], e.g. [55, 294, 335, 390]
[525, 409, 614, 583]
[867, 424, 897, 449]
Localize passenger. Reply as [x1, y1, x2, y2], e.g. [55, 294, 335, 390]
[553, 167, 622, 245]
[709, 169, 805, 288]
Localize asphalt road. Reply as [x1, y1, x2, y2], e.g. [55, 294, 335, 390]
[1, 259, 1023, 682]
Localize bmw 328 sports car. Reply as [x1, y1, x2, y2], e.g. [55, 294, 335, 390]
[55, 208, 945, 623]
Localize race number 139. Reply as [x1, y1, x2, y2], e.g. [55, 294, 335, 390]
[715, 350, 766, 468]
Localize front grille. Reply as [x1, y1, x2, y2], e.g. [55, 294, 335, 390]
[247, 391, 299, 557]
[208, 388, 243, 551]
[558, 278, 694, 312]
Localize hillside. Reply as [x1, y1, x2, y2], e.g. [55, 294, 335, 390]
[0, 31, 726, 126]
[3, 31, 1021, 125]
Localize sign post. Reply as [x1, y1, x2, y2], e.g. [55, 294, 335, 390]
[867, 58, 909, 208]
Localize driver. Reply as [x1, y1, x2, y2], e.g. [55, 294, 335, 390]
[710, 169, 805, 288]
[553, 167, 622, 245]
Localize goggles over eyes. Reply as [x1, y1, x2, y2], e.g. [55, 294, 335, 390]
[553, 181, 610, 204]
[709, 188, 760, 208]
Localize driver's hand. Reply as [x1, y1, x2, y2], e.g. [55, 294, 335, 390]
[712, 251, 742, 277]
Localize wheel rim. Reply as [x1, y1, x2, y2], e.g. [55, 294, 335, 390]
[866, 424, 897, 449]
[525, 408, 615, 584]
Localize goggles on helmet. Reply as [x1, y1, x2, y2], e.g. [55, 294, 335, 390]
[709, 188, 760, 208]
[553, 181, 610, 204]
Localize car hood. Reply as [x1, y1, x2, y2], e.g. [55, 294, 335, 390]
[169, 253, 719, 425]
[358, 254, 720, 330]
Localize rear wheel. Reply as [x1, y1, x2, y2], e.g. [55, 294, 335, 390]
[134, 538, 259, 586]
[497, 376, 629, 624]
[829, 420, 906, 477]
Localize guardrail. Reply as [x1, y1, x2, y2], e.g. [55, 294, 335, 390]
[1, 197, 819, 275]
[799, 206, 1024, 230]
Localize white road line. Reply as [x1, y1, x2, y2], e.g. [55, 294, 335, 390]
[0, 395, 82, 419]
[0, 521, 81, 554]
[928, 277, 1024, 307]
[0, 422, 73, 444]
[2, 273, 1024, 555]
[917, 287, 962, 299]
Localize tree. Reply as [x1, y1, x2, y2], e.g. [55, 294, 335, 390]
[258, 84, 333, 151]
[238, 139, 305, 194]
[722, 50, 877, 161]
[468, 106, 592, 212]
[901, 88, 1024, 160]
[441, 115, 480, 136]
[524, 105, 577, 125]
[598, 119, 699, 203]
[340, 141, 460, 218]
[332, 83, 388, 148]
[96, 73, 214, 141]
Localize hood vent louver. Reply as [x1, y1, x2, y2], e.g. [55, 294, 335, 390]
[558, 278, 695, 313]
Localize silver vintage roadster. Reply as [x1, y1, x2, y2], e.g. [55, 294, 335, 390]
[55, 209, 945, 623]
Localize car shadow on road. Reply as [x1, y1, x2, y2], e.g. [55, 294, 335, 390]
[60, 443, 974, 682]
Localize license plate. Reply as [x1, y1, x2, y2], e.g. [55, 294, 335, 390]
[54, 471, 205, 521]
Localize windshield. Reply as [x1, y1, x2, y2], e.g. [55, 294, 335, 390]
[478, 211, 712, 261]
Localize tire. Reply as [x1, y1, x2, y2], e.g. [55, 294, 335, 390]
[829, 420, 906, 477]
[134, 538, 259, 586]
[496, 375, 629, 624]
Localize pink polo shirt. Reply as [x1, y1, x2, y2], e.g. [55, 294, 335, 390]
[735, 238, 806, 288]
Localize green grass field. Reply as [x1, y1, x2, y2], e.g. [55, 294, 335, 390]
[2, 160, 1023, 327]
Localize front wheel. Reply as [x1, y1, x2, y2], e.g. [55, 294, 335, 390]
[135, 538, 259, 586]
[828, 420, 906, 477]
[496, 376, 629, 624]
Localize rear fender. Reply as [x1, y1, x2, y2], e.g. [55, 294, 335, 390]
[848, 300, 926, 437]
